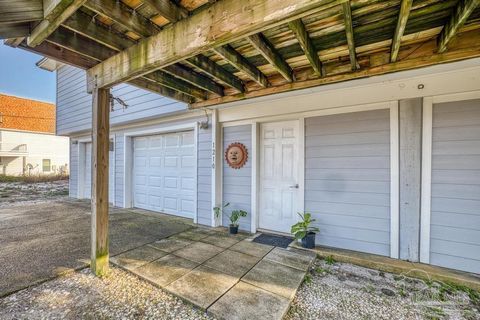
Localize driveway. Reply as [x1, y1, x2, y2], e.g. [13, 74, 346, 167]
[0, 199, 193, 297]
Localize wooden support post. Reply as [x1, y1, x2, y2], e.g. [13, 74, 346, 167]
[91, 86, 110, 276]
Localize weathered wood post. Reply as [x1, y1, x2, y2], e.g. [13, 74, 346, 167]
[91, 86, 110, 276]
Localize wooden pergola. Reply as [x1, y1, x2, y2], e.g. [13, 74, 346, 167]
[1, 0, 479, 276]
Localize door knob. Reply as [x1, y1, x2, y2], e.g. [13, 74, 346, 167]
[289, 184, 299, 189]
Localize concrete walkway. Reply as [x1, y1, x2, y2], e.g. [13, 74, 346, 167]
[0, 200, 193, 297]
[111, 227, 316, 320]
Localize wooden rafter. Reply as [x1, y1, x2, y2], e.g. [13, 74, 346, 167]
[144, 71, 208, 100]
[62, 12, 220, 97]
[0, 24, 30, 39]
[84, 0, 159, 37]
[342, 1, 358, 70]
[3, 37, 25, 47]
[213, 45, 269, 87]
[86, 0, 345, 90]
[143, 0, 188, 23]
[247, 33, 293, 82]
[288, 19, 323, 76]
[163, 64, 224, 96]
[62, 11, 135, 51]
[186, 55, 245, 93]
[437, 0, 479, 53]
[129, 77, 195, 104]
[391, 0, 413, 62]
[28, 0, 86, 47]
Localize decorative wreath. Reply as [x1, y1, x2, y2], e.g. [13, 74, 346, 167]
[225, 142, 248, 169]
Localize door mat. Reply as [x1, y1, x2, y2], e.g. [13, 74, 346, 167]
[253, 233, 294, 248]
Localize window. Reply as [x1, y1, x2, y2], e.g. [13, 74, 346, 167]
[42, 159, 51, 172]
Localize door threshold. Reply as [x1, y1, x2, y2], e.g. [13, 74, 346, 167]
[256, 228, 292, 237]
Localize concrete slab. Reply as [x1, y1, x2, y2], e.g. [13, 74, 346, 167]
[166, 265, 238, 309]
[229, 239, 273, 258]
[242, 260, 305, 299]
[110, 245, 167, 270]
[264, 247, 315, 271]
[200, 234, 243, 249]
[174, 242, 225, 264]
[208, 281, 290, 320]
[173, 229, 211, 241]
[148, 238, 192, 253]
[204, 250, 261, 278]
[134, 254, 199, 287]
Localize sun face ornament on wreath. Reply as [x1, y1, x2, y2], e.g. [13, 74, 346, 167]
[225, 142, 248, 169]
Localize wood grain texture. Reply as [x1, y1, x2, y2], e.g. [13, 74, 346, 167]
[390, 0, 413, 62]
[91, 86, 110, 276]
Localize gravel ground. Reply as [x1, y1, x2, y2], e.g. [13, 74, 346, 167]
[0, 180, 69, 207]
[0, 267, 215, 320]
[286, 258, 480, 320]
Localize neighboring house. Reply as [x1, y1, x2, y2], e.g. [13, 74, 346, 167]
[53, 57, 480, 275]
[0, 94, 69, 175]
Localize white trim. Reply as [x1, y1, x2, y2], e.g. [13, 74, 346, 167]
[430, 90, 480, 103]
[389, 101, 400, 259]
[123, 121, 198, 220]
[211, 110, 220, 226]
[251, 123, 259, 233]
[420, 97, 433, 263]
[221, 101, 392, 127]
[298, 117, 305, 215]
[193, 123, 199, 224]
[110, 135, 116, 206]
[77, 142, 84, 199]
[217, 61, 480, 123]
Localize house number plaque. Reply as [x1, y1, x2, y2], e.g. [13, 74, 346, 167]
[225, 142, 248, 169]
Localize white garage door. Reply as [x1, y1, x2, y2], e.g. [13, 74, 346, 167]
[84, 142, 115, 203]
[133, 131, 196, 218]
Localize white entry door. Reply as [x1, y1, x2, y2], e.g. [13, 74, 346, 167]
[133, 131, 196, 218]
[259, 120, 300, 233]
[84, 142, 114, 203]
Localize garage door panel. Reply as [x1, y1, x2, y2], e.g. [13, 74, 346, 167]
[133, 131, 196, 219]
[430, 100, 480, 274]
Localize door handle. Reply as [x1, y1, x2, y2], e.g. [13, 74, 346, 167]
[289, 184, 299, 189]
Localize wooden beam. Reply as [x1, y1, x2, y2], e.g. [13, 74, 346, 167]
[145, 71, 208, 100]
[437, 0, 479, 53]
[142, 0, 188, 23]
[0, 23, 31, 39]
[3, 37, 25, 47]
[191, 35, 480, 108]
[391, 0, 413, 62]
[91, 86, 110, 277]
[86, 0, 345, 90]
[288, 19, 323, 76]
[185, 55, 245, 93]
[163, 64, 224, 96]
[213, 45, 269, 87]
[18, 40, 97, 68]
[247, 33, 293, 82]
[27, 0, 87, 47]
[84, 0, 159, 37]
[342, 1, 358, 70]
[62, 10, 135, 51]
[129, 77, 195, 104]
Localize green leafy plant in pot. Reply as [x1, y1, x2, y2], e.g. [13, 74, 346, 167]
[213, 203, 248, 234]
[291, 212, 319, 249]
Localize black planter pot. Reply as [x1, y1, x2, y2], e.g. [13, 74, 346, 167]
[229, 224, 239, 234]
[301, 232, 316, 249]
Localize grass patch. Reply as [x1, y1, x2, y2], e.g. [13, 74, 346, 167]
[0, 174, 69, 183]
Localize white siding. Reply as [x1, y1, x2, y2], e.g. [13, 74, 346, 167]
[56, 65, 188, 136]
[69, 139, 78, 197]
[222, 125, 252, 231]
[430, 99, 480, 273]
[197, 126, 212, 226]
[305, 110, 391, 256]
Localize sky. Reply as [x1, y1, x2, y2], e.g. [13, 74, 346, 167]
[0, 44, 56, 103]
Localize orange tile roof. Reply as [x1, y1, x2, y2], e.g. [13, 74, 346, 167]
[0, 94, 55, 134]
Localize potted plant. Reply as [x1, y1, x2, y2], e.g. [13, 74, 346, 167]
[227, 209, 248, 234]
[213, 204, 248, 234]
[291, 212, 319, 249]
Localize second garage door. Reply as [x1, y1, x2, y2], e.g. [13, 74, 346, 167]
[133, 131, 196, 218]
